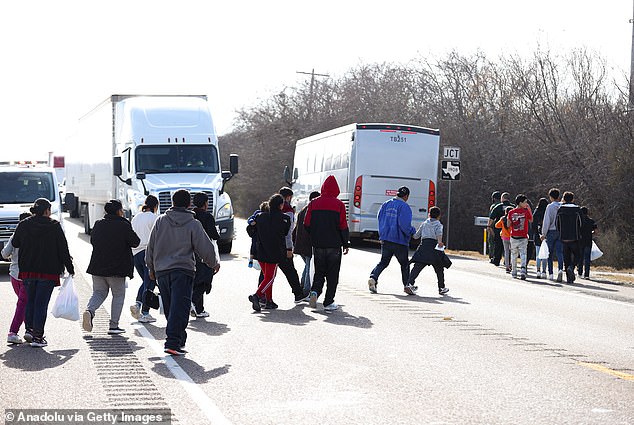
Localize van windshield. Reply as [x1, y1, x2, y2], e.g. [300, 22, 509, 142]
[135, 145, 219, 174]
[0, 172, 56, 203]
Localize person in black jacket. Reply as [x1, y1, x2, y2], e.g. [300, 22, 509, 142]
[304, 176, 349, 311]
[577, 206, 597, 279]
[12, 198, 75, 347]
[247, 194, 290, 311]
[556, 191, 582, 284]
[532, 198, 549, 279]
[191, 192, 220, 318]
[82, 200, 140, 335]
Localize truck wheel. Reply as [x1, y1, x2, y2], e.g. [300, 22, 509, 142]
[82, 205, 91, 235]
[66, 194, 80, 218]
[218, 241, 232, 254]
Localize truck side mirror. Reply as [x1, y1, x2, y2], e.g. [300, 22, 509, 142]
[113, 156, 122, 176]
[284, 165, 296, 187]
[229, 154, 239, 175]
[293, 167, 299, 180]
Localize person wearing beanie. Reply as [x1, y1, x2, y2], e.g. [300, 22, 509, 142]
[11, 198, 75, 347]
[82, 200, 140, 335]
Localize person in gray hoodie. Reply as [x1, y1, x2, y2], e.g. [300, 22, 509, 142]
[145, 189, 220, 356]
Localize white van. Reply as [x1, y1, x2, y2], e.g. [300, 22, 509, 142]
[0, 165, 64, 252]
[286, 123, 440, 240]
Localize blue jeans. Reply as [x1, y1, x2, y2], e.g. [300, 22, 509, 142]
[577, 244, 592, 277]
[23, 279, 56, 339]
[157, 271, 194, 350]
[545, 230, 564, 275]
[134, 250, 156, 314]
[300, 255, 312, 295]
[370, 241, 410, 286]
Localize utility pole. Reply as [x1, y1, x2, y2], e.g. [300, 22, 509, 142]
[296, 68, 329, 119]
[630, 0, 634, 108]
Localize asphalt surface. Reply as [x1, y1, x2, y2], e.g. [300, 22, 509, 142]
[0, 216, 633, 425]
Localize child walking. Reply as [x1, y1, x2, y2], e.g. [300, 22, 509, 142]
[406, 206, 450, 295]
[495, 206, 513, 273]
[1, 212, 32, 344]
[508, 194, 533, 280]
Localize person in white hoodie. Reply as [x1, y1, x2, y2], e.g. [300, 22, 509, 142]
[130, 195, 159, 323]
[1, 212, 32, 344]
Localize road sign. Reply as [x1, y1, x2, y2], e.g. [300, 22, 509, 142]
[474, 216, 489, 226]
[441, 160, 461, 180]
[443, 146, 460, 160]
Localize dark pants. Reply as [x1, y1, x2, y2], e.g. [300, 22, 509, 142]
[370, 240, 410, 285]
[276, 255, 304, 297]
[192, 263, 214, 313]
[134, 250, 156, 314]
[563, 240, 581, 283]
[157, 271, 193, 350]
[492, 229, 503, 266]
[577, 243, 592, 277]
[408, 262, 445, 289]
[311, 247, 342, 307]
[23, 279, 55, 339]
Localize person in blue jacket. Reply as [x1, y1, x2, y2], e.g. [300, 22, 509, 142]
[368, 186, 416, 295]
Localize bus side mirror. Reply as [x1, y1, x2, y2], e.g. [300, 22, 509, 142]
[113, 157, 122, 176]
[229, 154, 239, 175]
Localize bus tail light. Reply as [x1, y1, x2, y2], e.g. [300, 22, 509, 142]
[353, 176, 362, 208]
[428, 181, 436, 211]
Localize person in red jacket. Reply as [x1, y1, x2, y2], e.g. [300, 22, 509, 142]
[303, 176, 349, 312]
[507, 194, 533, 280]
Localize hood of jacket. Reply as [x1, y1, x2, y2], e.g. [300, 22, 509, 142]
[320, 175, 340, 198]
[23, 215, 60, 236]
[164, 207, 196, 227]
[559, 204, 580, 215]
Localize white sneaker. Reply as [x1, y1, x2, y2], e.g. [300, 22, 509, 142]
[548, 274, 554, 281]
[190, 304, 197, 318]
[368, 277, 377, 294]
[324, 303, 339, 312]
[138, 313, 156, 323]
[195, 311, 210, 318]
[130, 304, 140, 320]
[439, 287, 450, 295]
[556, 270, 563, 283]
[82, 310, 93, 332]
[7, 333, 23, 344]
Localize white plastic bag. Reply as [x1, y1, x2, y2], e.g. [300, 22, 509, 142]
[51, 275, 80, 321]
[537, 242, 550, 260]
[590, 241, 603, 261]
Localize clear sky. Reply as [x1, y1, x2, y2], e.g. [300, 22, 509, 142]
[1, 0, 632, 159]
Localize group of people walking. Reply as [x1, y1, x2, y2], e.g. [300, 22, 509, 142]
[487, 188, 597, 284]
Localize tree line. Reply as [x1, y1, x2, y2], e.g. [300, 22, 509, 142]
[219, 48, 634, 268]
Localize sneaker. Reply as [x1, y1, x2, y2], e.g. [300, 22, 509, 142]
[403, 285, 416, 295]
[130, 303, 141, 320]
[7, 333, 23, 344]
[82, 310, 93, 332]
[264, 301, 278, 310]
[583, 275, 590, 280]
[309, 291, 318, 308]
[506, 268, 511, 274]
[324, 303, 339, 312]
[259, 298, 267, 307]
[511, 272, 517, 279]
[23, 330, 33, 343]
[520, 273, 526, 280]
[439, 287, 450, 295]
[368, 277, 377, 294]
[556, 270, 563, 283]
[535, 272, 542, 279]
[190, 305, 197, 318]
[195, 311, 210, 318]
[138, 313, 156, 323]
[249, 294, 261, 312]
[30, 337, 47, 347]
[164, 347, 186, 356]
[107, 327, 126, 335]
[548, 274, 554, 281]
[294, 293, 310, 304]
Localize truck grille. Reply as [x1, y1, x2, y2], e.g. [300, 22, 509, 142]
[157, 191, 214, 214]
[0, 218, 19, 240]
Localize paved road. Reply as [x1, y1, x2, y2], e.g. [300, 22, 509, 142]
[0, 216, 632, 425]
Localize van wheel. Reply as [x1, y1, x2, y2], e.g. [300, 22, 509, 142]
[82, 205, 91, 235]
[218, 241, 232, 254]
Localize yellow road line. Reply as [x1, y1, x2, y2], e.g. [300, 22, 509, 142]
[578, 362, 634, 381]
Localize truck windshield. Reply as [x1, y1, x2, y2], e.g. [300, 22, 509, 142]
[135, 145, 220, 174]
[0, 171, 56, 203]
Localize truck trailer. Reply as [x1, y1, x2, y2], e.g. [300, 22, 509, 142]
[64, 94, 238, 253]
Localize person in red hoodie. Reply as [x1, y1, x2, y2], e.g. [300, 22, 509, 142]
[303, 176, 349, 312]
[507, 194, 533, 280]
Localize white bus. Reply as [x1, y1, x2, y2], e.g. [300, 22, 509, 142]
[286, 123, 440, 240]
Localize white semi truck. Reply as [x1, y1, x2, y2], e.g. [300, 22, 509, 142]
[64, 95, 238, 253]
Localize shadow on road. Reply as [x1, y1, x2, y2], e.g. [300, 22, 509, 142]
[187, 320, 231, 337]
[312, 307, 374, 329]
[149, 356, 231, 384]
[257, 305, 318, 326]
[0, 347, 78, 371]
[389, 294, 470, 305]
